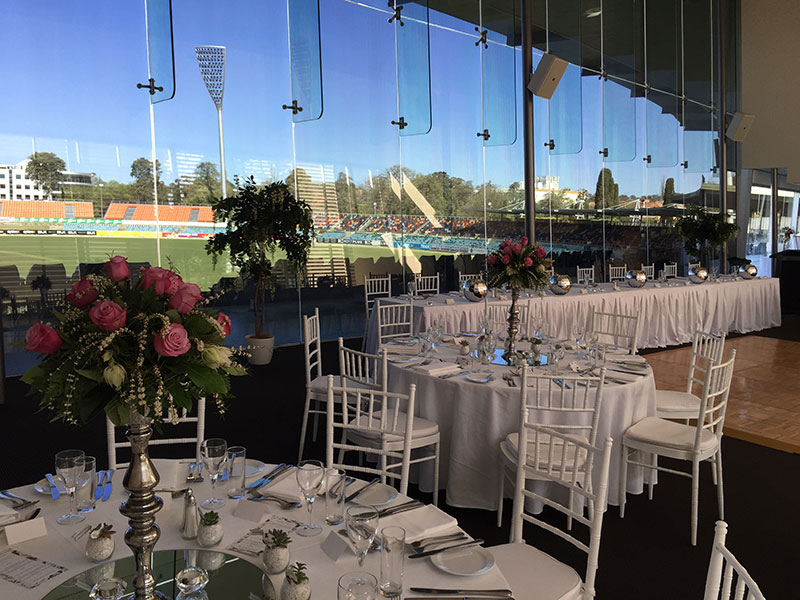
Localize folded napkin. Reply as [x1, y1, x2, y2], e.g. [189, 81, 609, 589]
[382, 342, 420, 356]
[0, 502, 17, 526]
[605, 356, 648, 368]
[411, 362, 461, 377]
[603, 368, 641, 383]
[151, 459, 186, 492]
[258, 468, 301, 502]
[379, 504, 459, 543]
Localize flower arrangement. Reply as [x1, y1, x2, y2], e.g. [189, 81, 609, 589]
[486, 237, 552, 290]
[21, 256, 246, 426]
[780, 226, 795, 242]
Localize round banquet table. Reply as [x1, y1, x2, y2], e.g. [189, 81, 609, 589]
[385, 343, 657, 510]
[0, 461, 511, 599]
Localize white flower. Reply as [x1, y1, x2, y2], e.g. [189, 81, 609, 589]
[202, 345, 232, 369]
[103, 364, 126, 389]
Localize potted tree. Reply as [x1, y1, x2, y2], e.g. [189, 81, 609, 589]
[207, 176, 314, 365]
[675, 204, 737, 272]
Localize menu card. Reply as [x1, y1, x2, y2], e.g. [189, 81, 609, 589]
[227, 514, 299, 557]
[0, 547, 66, 589]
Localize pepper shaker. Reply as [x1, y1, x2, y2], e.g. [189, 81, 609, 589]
[182, 489, 199, 540]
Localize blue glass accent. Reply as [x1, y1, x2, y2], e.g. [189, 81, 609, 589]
[397, 0, 431, 136]
[288, 0, 323, 122]
[144, 0, 175, 104]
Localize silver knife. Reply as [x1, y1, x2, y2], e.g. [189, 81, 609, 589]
[408, 538, 484, 559]
[410, 589, 512, 597]
[378, 501, 422, 518]
[44, 473, 60, 500]
[345, 477, 379, 503]
[247, 463, 288, 490]
[405, 596, 513, 599]
[95, 470, 106, 501]
[102, 469, 115, 501]
[439, 371, 470, 379]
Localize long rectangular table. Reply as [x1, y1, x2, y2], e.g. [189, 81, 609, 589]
[365, 277, 781, 354]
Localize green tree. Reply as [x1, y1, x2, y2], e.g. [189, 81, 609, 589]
[335, 171, 357, 214]
[536, 190, 572, 210]
[663, 177, 675, 204]
[25, 152, 65, 198]
[129, 157, 167, 203]
[184, 161, 221, 205]
[593, 167, 619, 209]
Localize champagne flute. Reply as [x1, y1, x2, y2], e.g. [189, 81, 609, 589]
[346, 506, 379, 567]
[295, 460, 325, 537]
[55, 449, 86, 524]
[200, 438, 228, 509]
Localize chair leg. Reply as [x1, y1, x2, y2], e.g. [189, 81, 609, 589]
[298, 390, 312, 464]
[496, 452, 505, 528]
[311, 399, 320, 443]
[648, 453, 657, 500]
[432, 441, 440, 507]
[690, 459, 700, 546]
[715, 451, 725, 521]
[710, 455, 718, 486]
[619, 445, 629, 518]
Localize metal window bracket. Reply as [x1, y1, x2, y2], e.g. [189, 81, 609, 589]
[388, 2, 404, 26]
[681, 161, 689, 169]
[475, 27, 488, 48]
[392, 117, 407, 130]
[599, 148, 608, 158]
[643, 155, 652, 164]
[282, 100, 303, 114]
[136, 78, 163, 95]
[544, 139, 555, 150]
[477, 129, 490, 141]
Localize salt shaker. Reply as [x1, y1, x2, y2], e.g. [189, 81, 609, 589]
[182, 489, 199, 540]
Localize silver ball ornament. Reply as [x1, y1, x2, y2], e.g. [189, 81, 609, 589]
[462, 278, 488, 302]
[738, 264, 758, 279]
[689, 266, 709, 284]
[626, 270, 647, 288]
[549, 274, 572, 295]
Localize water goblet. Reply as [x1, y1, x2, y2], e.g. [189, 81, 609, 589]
[200, 439, 228, 509]
[295, 460, 325, 537]
[572, 324, 585, 349]
[345, 505, 379, 567]
[55, 449, 86, 525]
[338, 571, 378, 600]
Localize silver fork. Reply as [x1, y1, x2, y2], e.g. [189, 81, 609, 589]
[0, 491, 38, 510]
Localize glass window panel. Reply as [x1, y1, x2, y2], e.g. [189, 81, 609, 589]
[646, 90, 679, 168]
[145, 0, 175, 103]
[397, 0, 431, 136]
[288, 0, 323, 122]
[682, 0, 713, 105]
[683, 102, 716, 174]
[482, 0, 517, 147]
[602, 0, 638, 83]
[645, 0, 680, 94]
[547, 0, 582, 155]
[603, 77, 637, 162]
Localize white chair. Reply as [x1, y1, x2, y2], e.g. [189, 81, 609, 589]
[619, 350, 736, 545]
[489, 422, 613, 600]
[576, 266, 595, 285]
[376, 300, 414, 345]
[325, 376, 440, 504]
[298, 308, 327, 463]
[339, 338, 388, 393]
[656, 330, 726, 420]
[641, 264, 655, 280]
[496, 367, 607, 529]
[664, 262, 678, 278]
[363, 274, 391, 322]
[703, 521, 766, 600]
[608, 263, 627, 282]
[589, 308, 640, 355]
[414, 274, 439, 295]
[458, 272, 475, 287]
[106, 400, 205, 470]
[688, 261, 702, 275]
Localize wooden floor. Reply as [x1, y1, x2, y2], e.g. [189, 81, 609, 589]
[645, 335, 800, 453]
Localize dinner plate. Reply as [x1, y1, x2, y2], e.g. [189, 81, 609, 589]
[352, 483, 398, 506]
[34, 476, 68, 495]
[465, 372, 494, 384]
[388, 356, 424, 364]
[431, 546, 495, 576]
[390, 337, 418, 346]
[245, 459, 266, 479]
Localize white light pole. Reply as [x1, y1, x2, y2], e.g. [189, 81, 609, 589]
[195, 45, 227, 199]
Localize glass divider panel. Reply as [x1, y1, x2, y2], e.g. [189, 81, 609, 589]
[397, 0, 431, 137]
[645, 90, 679, 168]
[547, 0, 582, 155]
[482, 0, 517, 147]
[288, 0, 323, 122]
[145, 0, 176, 103]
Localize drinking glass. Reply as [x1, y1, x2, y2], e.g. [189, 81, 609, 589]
[226, 446, 246, 500]
[379, 526, 405, 598]
[200, 439, 228, 509]
[324, 468, 347, 526]
[295, 460, 325, 537]
[346, 505, 379, 567]
[572, 324, 585, 349]
[530, 316, 543, 339]
[76, 455, 97, 513]
[55, 449, 86, 524]
[338, 571, 378, 600]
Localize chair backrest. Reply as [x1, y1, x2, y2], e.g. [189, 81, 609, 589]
[364, 275, 391, 321]
[377, 300, 414, 344]
[325, 376, 416, 496]
[511, 419, 613, 600]
[106, 400, 206, 470]
[693, 350, 736, 451]
[303, 307, 322, 386]
[686, 330, 727, 395]
[486, 301, 529, 338]
[703, 521, 766, 600]
[664, 262, 678, 278]
[521, 367, 607, 446]
[338, 337, 388, 392]
[590, 308, 640, 355]
[608, 264, 627, 282]
[688, 262, 701, 275]
[458, 272, 474, 285]
[577, 266, 595, 284]
[641, 264, 655, 280]
[414, 274, 439, 295]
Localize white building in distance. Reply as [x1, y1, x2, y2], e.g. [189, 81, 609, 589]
[0, 159, 94, 201]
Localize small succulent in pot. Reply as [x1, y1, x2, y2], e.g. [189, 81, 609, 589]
[197, 511, 224, 547]
[85, 523, 115, 562]
[262, 528, 292, 574]
[458, 339, 471, 355]
[280, 562, 310, 600]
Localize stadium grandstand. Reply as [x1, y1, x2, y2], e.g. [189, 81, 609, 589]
[104, 203, 215, 222]
[0, 200, 94, 220]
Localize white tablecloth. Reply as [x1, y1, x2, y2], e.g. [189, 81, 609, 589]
[365, 278, 781, 354]
[386, 348, 657, 510]
[0, 462, 510, 599]
[788, 234, 800, 250]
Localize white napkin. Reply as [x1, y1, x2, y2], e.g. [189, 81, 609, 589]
[0, 502, 17, 526]
[605, 355, 647, 366]
[411, 362, 461, 377]
[382, 342, 420, 356]
[602, 368, 640, 383]
[379, 504, 459, 543]
[257, 468, 301, 502]
[151, 459, 186, 492]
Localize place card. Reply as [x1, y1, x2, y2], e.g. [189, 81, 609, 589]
[227, 527, 267, 557]
[654, 283, 662, 288]
[4, 517, 47, 546]
[0, 547, 66, 589]
[320, 530, 353, 562]
[580, 288, 588, 295]
[445, 298, 455, 305]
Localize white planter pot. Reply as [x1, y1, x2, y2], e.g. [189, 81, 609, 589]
[262, 546, 290, 574]
[85, 536, 115, 562]
[246, 334, 275, 365]
[197, 523, 224, 547]
[280, 580, 310, 600]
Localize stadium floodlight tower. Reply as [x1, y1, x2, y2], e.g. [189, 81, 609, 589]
[195, 45, 227, 199]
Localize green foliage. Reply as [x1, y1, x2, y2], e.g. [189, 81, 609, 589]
[206, 176, 315, 336]
[264, 528, 292, 549]
[663, 177, 675, 204]
[26, 152, 65, 197]
[285, 562, 308, 584]
[594, 168, 619, 209]
[200, 511, 220, 526]
[675, 204, 738, 262]
[129, 157, 167, 204]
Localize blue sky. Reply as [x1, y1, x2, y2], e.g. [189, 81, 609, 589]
[0, 0, 711, 201]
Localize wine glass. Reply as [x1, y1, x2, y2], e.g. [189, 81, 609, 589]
[338, 571, 378, 600]
[530, 316, 543, 340]
[572, 324, 585, 349]
[295, 460, 325, 537]
[346, 506, 379, 567]
[55, 449, 86, 525]
[200, 438, 228, 509]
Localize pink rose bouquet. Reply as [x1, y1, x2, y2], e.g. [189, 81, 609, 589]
[22, 256, 245, 426]
[486, 237, 552, 291]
